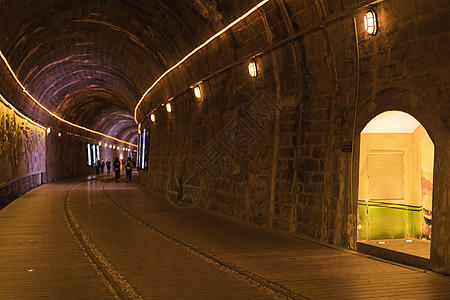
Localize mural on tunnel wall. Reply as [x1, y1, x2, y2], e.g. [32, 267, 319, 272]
[0, 99, 46, 184]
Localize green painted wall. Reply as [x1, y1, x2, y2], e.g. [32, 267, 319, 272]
[357, 201, 422, 240]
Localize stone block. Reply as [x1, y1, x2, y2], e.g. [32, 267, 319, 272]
[302, 158, 319, 172]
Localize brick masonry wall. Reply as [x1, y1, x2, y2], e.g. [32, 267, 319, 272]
[45, 131, 125, 182]
[140, 0, 450, 274]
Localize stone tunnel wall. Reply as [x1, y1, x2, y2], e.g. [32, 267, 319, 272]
[45, 132, 97, 182]
[140, 0, 450, 274]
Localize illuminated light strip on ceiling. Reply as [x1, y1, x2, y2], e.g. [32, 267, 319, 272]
[134, 0, 271, 124]
[0, 51, 137, 147]
[0, 93, 46, 130]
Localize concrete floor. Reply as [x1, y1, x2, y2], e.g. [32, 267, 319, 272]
[1, 174, 449, 299]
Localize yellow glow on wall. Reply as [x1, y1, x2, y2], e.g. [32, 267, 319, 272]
[364, 10, 377, 35]
[0, 93, 46, 130]
[0, 51, 137, 147]
[133, 0, 271, 123]
[248, 60, 258, 77]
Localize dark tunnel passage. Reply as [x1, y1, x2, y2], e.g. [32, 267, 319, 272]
[0, 0, 449, 277]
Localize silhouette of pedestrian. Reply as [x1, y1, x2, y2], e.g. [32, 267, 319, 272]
[125, 157, 134, 183]
[106, 159, 111, 174]
[113, 157, 120, 182]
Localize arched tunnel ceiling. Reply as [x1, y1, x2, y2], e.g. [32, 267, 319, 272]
[0, 0, 255, 143]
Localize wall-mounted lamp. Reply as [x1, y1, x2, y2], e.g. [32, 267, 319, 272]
[109, 145, 112, 149]
[113, 145, 116, 149]
[166, 103, 172, 112]
[364, 10, 377, 35]
[58, 132, 62, 137]
[47, 128, 51, 134]
[99, 141, 102, 146]
[193, 85, 202, 99]
[248, 60, 258, 77]
[151, 114, 156, 122]
[105, 143, 108, 147]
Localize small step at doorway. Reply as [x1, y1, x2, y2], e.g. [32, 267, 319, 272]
[357, 238, 430, 270]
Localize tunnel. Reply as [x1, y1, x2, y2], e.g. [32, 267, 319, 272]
[0, 0, 449, 297]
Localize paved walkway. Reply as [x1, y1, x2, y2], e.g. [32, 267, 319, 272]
[1, 175, 449, 299]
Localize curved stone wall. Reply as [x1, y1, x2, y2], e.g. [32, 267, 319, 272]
[138, 0, 450, 274]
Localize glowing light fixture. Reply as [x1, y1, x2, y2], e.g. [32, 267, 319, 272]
[248, 60, 258, 77]
[151, 114, 155, 122]
[58, 132, 62, 137]
[99, 141, 102, 146]
[105, 143, 108, 147]
[364, 10, 377, 35]
[109, 145, 112, 149]
[405, 239, 413, 243]
[166, 103, 172, 113]
[193, 85, 202, 99]
[47, 128, 51, 134]
[113, 145, 116, 149]
[134, 0, 270, 124]
[377, 241, 386, 244]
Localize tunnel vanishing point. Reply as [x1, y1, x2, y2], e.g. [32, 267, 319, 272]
[0, 0, 449, 276]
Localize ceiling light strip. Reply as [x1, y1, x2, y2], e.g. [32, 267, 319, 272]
[134, 0, 271, 124]
[0, 51, 137, 147]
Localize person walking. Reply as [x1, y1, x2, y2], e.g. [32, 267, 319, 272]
[113, 157, 121, 182]
[125, 157, 134, 183]
[100, 159, 105, 174]
[95, 159, 100, 175]
[106, 159, 111, 174]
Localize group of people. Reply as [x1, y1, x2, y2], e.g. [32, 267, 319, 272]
[95, 157, 135, 183]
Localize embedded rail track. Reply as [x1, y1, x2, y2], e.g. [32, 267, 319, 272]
[62, 178, 143, 300]
[62, 176, 307, 299]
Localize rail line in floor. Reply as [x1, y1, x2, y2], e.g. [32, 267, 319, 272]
[62, 178, 143, 299]
[100, 178, 307, 300]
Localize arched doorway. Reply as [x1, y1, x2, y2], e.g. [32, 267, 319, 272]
[357, 111, 434, 261]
